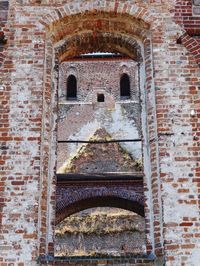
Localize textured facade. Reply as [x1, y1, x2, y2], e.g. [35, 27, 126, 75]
[56, 56, 144, 259]
[57, 58, 141, 173]
[0, 0, 200, 266]
[55, 208, 146, 257]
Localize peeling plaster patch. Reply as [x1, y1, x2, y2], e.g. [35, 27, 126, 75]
[164, 200, 198, 224]
[58, 102, 142, 171]
[190, 248, 200, 266]
[58, 119, 100, 171]
[108, 104, 141, 158]
[5, 141, 39, 174]
[162, 183, 199, 224]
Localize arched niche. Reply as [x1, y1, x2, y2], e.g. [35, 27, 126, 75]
[38, 8, 162, 260]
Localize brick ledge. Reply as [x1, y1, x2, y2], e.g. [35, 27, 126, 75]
[38, 254, 155, 265]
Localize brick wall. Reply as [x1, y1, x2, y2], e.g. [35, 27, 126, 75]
[0, 0, 9, 261]
[57, 58, 141, 173]
[0, 1, 200, 265]
[174, 0, 200, 67]
[59, 58, 138, 102]
[174, 0, 200, 35]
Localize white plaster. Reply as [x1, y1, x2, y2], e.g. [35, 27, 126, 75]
[58, 101, 142, 171]
[0, 84, 5, 91]
[163, 184, 199, 224]
[191, 248, 200, 266]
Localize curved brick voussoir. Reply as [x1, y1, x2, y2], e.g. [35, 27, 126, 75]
[38, 1, 155, 45]
[49, 12, 150, 45]
[179, 32, 200, 66]
[39, 1, 154, 29]
[56, 32, 143, 62]
[56, 184, 144, 225]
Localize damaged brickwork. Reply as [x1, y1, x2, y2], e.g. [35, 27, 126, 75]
[57, 57, 142, 174]
[0, 1, 200, 266]
[55, 208, 146, 257]
[56, 56, 145, 260]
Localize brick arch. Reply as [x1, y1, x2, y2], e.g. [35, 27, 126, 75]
[178, 32, 200, 66]
[45, 9, 153, 65]
[47, 12, 150, 47]
[39, 2, 153, 33]
[57, 32, 143, 62]
[38, 3, 163, 258]
[56, 196, 144, 225]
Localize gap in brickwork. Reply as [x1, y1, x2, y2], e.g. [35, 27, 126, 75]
[39, 9, 160, 261]
[57, 54, 142, 175]
[55, 52, 145, 257]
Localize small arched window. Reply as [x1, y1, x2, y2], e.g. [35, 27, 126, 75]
[67, 75, 77, 100]
[120, 73, 131, 99]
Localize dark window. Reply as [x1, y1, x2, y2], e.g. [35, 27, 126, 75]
[97, 93, 105, 102]
[120, 74, 131, 99]
[67, 75, 77, 100]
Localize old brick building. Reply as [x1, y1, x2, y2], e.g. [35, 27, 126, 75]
[55, 55, 145, 257]
[57, 56, 141, 173]
[1, 0, 200, 265]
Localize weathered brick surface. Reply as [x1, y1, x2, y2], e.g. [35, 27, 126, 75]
[57, 58, 141, 173]
[59, 58, 138, 102]
[39, 255, 155, 266]
[0, 0, 200, 265]
[56, 178, 144, 224]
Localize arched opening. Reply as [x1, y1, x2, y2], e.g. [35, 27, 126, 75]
[39, 8, 162, 262]
[56, 50, 145, 257]
[120, 73, 131, 99]
[66, 74, 77, 100]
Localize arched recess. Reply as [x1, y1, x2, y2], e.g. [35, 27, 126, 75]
[38, 7, 163, 260]
[66, 74, 77, 99]
[56, 32, 143, 62]
[56, 196, 144, 225]
[59, 66, 78, 101]
[120, 73, 131, 98]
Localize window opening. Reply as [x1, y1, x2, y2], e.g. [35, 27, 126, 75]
[67, 74, 77, 99]
[120, 73, 131, 99]
[97, 93, 105, 102]
[56, 54, 145, 258]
